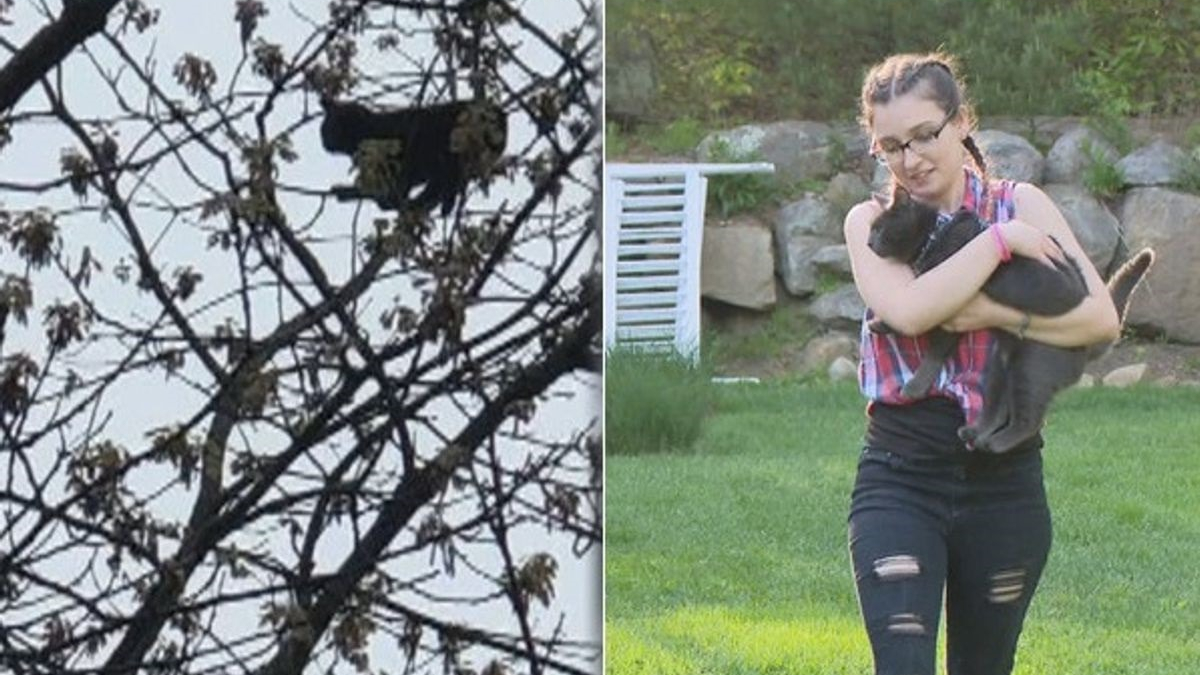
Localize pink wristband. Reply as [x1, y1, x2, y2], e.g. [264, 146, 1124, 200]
[989, 222, 1012, 263]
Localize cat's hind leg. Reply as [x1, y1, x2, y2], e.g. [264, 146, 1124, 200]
[979, 344, 1085, 454]
[901, 330, 956, 399]
[959, 336, 1013, 449]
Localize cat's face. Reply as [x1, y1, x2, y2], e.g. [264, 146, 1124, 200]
[867, 191, 940, 263]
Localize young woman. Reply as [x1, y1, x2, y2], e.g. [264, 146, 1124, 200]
[844, 52, 1120, 675]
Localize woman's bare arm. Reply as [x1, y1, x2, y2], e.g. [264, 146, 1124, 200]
[939, 184, 1120, 347]
[844, 198, 1062, 336]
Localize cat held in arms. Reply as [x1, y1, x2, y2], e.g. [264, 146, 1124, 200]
[867, 188, 1154, 454]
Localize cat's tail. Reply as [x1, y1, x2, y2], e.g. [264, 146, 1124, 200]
[1086, 247, 1155, 360]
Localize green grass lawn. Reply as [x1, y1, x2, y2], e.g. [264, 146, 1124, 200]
[605, 381, 1200, 674]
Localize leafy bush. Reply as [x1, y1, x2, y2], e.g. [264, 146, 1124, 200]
[1081, 143, 1126, 200]
[703, 139, 780, 218]
[606, 121, 631, 159]
[606, 0, 1196, 124]
[648, 117, 707, 155]
[611, 4, 761, 123]
[1077, 0, 1200, 116]
[946, 4, 1092, 115]
[703, 307, 820, 369]
[1175, 148, 1200, 195]
[605, 347, 715, 455]
[1186, 123, 1200, 150]
[1085, 111, 1135, 155]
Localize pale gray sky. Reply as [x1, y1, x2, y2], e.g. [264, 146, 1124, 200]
[0, 1, 600, 672]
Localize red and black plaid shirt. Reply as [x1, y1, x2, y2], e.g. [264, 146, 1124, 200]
[858, 170, 1016, 425]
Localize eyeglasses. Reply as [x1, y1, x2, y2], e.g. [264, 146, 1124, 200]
[872, 109, 957, 164]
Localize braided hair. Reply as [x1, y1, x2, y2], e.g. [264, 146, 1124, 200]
[859, 52, 989, 197]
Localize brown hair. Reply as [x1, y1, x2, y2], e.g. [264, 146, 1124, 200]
[859, 52, 988, 182]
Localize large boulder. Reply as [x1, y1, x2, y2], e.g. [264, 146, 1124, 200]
[809, 283, 866, 331]
[1102, 363, 1148, 388]
[801, 332, 858, 373]
[774, 195, 841, 297]
[1118, 188, 1200, 343]
[1042, 183, 1121, 274]
[776, 193, 841, 239]
[775, 235, 834, 298]
[700, 219, 776, 311]
[812, 244, 853, 278]
[605, 28, 657, 122]
[828, 121, 875, 172]
[697, 121, 840, 183]
[828, 356, 859, 382]
[1117, 139, 1189, 187]
[824, 171, 873, 217]
[975, 130, 1045, 184]
[1044, 126, 1120, 184]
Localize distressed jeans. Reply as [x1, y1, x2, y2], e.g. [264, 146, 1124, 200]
[848, 447, 1052, 675]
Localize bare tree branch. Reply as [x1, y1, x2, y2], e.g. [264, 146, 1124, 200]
[0, 0, 122, 114]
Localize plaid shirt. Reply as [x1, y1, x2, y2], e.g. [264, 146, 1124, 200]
[858, 170, 1016, 425]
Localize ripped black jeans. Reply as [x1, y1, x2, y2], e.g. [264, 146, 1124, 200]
[848, 447, 1052, 675]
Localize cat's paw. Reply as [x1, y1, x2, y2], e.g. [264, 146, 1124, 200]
[958, 425, 978, 444]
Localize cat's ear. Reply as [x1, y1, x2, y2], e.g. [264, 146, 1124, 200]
[889, 185, 911, 207]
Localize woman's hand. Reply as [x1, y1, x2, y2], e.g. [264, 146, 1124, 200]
[998, 218, 1064, 267]
[940, 293, 1023, 333]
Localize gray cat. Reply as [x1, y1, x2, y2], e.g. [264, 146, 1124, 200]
[868, 190, 1154, 453]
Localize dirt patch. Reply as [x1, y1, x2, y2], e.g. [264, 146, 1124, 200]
[1086, 339, 1200, 385]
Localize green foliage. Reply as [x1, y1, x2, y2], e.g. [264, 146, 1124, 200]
[1180, 124, 1200, 195]
[814, 269, 844, 296]
[703, 139, 780, 218]
[1174, 148, 1200, 195]
[354, 139, 405, 197]
[607, 0, 1200, 123]
[1081, 143, 1126, 199]
[1085, 111, 1135, 155]
[946, 3, 1092, 116]
[824, 133, 853, 174]
[647, 117, 707, 156]
[605, 121, 630, 159]
[1185, 123, 1200, 150]
[704, 307, 819, 369]
[614, 5, 761, 122]
[604, 347, 714, 455]
[1077, 0, 1200, 116]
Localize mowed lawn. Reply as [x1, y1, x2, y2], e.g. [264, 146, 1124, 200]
[605, 381, 1200, 674]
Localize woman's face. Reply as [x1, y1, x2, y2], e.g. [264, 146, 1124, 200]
[870, 91, 967, 209]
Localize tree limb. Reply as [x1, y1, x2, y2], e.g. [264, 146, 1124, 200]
[0, 0, 121, 114]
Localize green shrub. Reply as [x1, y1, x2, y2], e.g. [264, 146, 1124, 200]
[606, 121, 631, 159]
[703, 139, 780, 218]
[1175, 148, 1200, 195]
[1085, 112, 1135, 156]
[606, 0, 1193, 125]
[1078, 0, 1200, 116]
[1185, 123, 1200, 150]
[947, 3, 1091, 116]
[605, 347, 714, 455]
[1081, 143, 1126, 200]
[648, 117, 707, 155]
[703, 307, 820, 369]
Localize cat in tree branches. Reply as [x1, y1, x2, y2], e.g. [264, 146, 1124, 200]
[320, 97, 507, 217]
